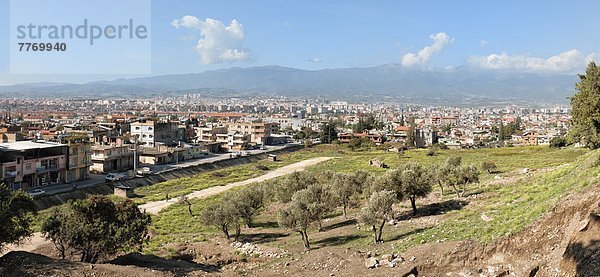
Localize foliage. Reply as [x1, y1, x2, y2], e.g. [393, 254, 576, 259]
[224, 184, 268, 228]
[41, 196, 151, 263]
[359, 190, 396, 243]
[199, 201, 239, 240]
[569, 62, 600, 149]
[400, 162, 435, 215]
[549, 137, 568, 148]
[278, 189, 317, 250]
[352, 114, 383, 133]
[319, 121, 338, 144]
[481, 161, 497, 174]
[0, 184, 36, 250]
[275, 171, 319, 203]
[446, 164, 480, 197]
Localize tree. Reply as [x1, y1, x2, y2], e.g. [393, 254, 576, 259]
[332, 172, 367, 218]
[432, 157, 462, 197]
[319, 121, 338, 144]
[549, 137, 567, 148]
[447, 165, 480, 197]
[278, 189, 317, 250]
[41, 196, 151, 263]
[226, 185, 266, 228]
[481, 161, 497, 174]
[200, 202, 240, 240]
[303, 183, 336, 231]
[276, 171, 319, 203]
[400, 162, 434, 215]
[359, 190, 396, 243]
[0, 184, 36, 251]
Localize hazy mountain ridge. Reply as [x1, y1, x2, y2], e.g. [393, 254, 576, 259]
[0, 64, 578, 102]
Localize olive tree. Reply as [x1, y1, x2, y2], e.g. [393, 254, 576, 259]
[200, 202, 240, 240]
[400, 162, 434, 216]
[359, 190, 396, 243]
[481, 161, 497, 174]
[447, 165, 480, 197]
[278, 189, 317, 250]
[332, 171, 369, 218]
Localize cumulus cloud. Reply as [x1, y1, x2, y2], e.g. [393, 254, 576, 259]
[171, 16, 251, 64]
[467, 49, 595, 73]
[305, 57, 322, 63]
[401, 32, 454, 67]
[585, 52, 600, 64]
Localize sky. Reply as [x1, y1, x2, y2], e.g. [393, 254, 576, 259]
[1, 0, 600, 85]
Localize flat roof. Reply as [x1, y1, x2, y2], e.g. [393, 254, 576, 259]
[0, 141, 65, 152]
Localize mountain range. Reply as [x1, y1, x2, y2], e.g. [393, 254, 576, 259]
[0, 64, 579, 104]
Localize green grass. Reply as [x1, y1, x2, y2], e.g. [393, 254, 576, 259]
[133, 148, 332, 203]
[145, 144, 590, 255]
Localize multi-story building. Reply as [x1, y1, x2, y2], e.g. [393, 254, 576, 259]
[227, 122, 278, 145]
[131, 120, 179, 147]
[61, 135, 93, 183]
[90, 144, 134, 173]
[0, 141, 68, 190]
[194, 125, 228, 143]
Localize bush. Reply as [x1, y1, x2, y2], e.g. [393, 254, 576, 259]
[41, 196, 151, 263]
[549, 137, 567, 148]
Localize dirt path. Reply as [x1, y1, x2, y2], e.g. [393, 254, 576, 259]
[1, 157, 332, 257]
[140, 157, 332, 214]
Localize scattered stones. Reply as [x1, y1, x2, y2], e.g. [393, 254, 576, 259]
[364, 257, 379, 269]
[231, 241, 288, 259]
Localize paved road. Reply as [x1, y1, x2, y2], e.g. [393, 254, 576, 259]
[140, 157, 332, 215]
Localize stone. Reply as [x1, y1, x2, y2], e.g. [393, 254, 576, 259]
[381, 254, 393, 262]
[364, 257, 379, 269]
[481, 213, 493, 222]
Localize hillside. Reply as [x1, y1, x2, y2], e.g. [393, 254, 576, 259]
[0, 145, 598, 276]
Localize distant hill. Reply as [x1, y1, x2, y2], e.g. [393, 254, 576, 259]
[0, 64, 578, 103]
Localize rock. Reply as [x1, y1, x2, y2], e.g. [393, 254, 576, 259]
[481, 213, 493, 222]
[388, 257, 404, 268]
[409, 256, 416, 262]
[494, 175, 502, 180]
[388, 219, 397, 226]
[364, 257, 379, 269]
[578, 218, 590, 231]
[522, 168, 529, 173]
[381, 254, 393, 262]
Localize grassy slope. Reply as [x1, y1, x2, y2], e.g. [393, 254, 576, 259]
[147, 145, 589, 254]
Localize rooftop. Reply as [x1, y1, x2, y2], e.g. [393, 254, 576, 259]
[0, 140, 65, 152]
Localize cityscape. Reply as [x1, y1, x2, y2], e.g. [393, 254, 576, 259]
[0, 1, 598, 276]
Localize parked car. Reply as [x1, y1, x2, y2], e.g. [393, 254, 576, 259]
[260, 145, 268, 150]
[105, 173, 125, 182]
[27, 188, 46, 197]
[136, 167, 153, 175]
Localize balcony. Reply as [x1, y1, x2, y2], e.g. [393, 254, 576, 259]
[36, 165, 58, 173]
[4, 170, 18, 178]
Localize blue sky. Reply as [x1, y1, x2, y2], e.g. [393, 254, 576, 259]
[1, 0, 600, 85]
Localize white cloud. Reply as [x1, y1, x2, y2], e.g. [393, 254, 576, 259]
[480, 40, 490, 47]
[305, 58, 322, 63]
[401, 32, 454, 67]
[467, 49, 592, 73]
[171, 16, 251, 64]
[585, 52, 600, 64]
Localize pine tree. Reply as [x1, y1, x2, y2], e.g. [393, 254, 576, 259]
[569, 62, 600, 149]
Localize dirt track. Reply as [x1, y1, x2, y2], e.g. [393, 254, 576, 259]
[140, 157, 332, 214]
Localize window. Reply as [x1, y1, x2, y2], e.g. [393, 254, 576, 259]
[135, 126, 140, 130]
[25, 163, 31, 170]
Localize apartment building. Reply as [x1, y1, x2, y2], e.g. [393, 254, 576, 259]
[62, 136, 93, 183]
[131, 120, 179, 147]
[194, 125, 228, 143]
[0, 141, 68, 190]
[90, 144, 134, 173]
[227, 122, 278, 145]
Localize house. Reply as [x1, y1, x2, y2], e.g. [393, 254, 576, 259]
[0, 140, 68, 190]
[227, 122, 278, 145]
[90, 144, 134, 174]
